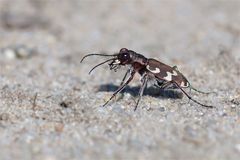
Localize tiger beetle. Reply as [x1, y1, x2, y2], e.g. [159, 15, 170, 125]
[80, 48, 214, 110]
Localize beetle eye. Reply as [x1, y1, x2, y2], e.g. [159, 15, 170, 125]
[118, 51, 130, 64]
[122, 53, 129, 60]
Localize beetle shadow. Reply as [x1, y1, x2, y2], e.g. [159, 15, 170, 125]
[97, 83, 183, 99]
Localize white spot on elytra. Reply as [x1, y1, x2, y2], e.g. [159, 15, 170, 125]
[146, 65, 160, 73]
[164, 70, 178, 81]
[180, 81, 185, 87]
[180, 81, 189, 87]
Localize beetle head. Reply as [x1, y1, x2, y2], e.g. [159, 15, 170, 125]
[80, 48, 135, 74]
[110, 48, 133, 66]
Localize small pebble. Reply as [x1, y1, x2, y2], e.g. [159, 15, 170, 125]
[158, 107, 166, 112]
[55, 123, 64, 133]
[1, 45, 36, 59]
[218, 110, 227, 116]
[3, 48, 16, 59]
[0, 113, 9, 121]
[235, 144, 240, 152]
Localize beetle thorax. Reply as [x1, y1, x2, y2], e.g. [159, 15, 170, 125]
[131, 53, 148, 65]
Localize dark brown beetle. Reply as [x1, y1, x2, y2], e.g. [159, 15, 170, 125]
[81, 48, 214, 110]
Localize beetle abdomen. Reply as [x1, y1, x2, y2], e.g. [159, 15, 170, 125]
[146, 59, 189, 88]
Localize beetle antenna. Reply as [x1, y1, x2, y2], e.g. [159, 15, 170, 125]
[88, 58, 116, 74]
[80, 53, 117, 63]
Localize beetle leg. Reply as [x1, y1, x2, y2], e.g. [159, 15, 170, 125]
[160, 81, 173, 89]
[103, 71, 136, 107]
[120, 68, 131, 86]
[134, 74, 148, 111]
[190, 85, 217, 95]
[172, 81, 214, 108]
[116, 68, 131, 101]
[155, 80, 172, 90]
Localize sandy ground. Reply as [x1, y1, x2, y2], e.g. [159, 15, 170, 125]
[0, 0, 240, 160]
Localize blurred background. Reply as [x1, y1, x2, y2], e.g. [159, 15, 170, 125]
[0, 0, 240, 160]
[1, 0, 239, 60]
